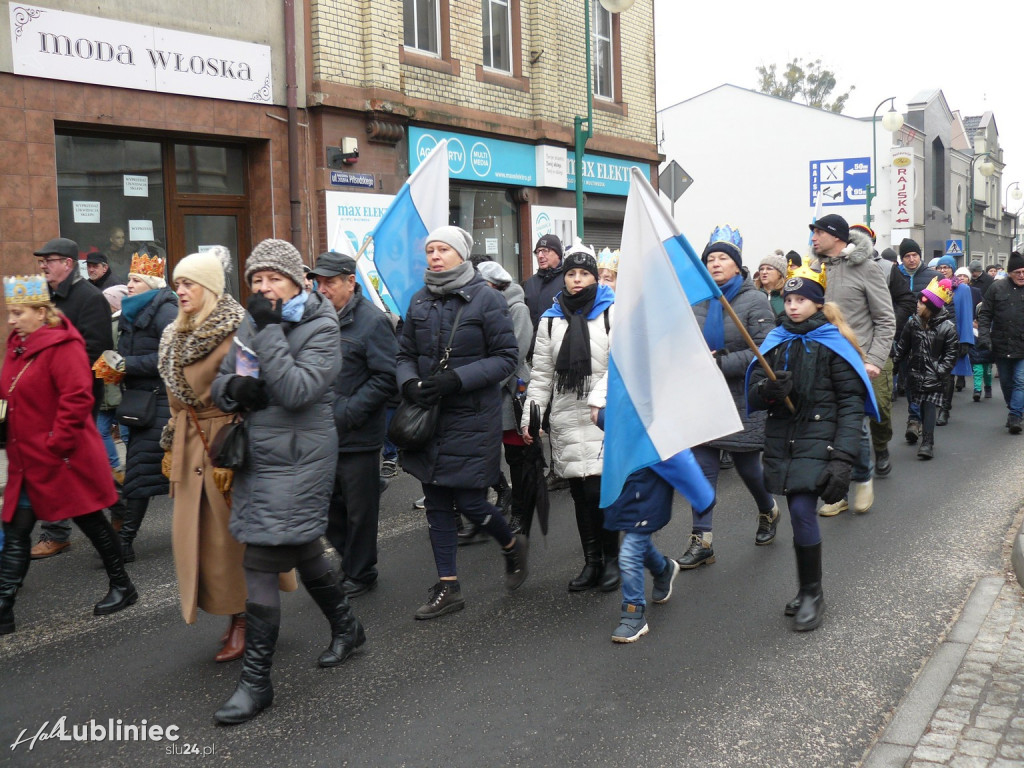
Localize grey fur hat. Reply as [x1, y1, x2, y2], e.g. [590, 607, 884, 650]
[245, 238, 307, 289]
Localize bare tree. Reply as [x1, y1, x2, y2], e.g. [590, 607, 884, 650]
[756, 58, 855, 114]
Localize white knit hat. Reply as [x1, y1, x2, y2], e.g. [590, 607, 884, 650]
[174, 246, 231, 297]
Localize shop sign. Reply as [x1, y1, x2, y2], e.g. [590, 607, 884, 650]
[536, 145, 567, 189]
[409, 127, 648, 197]
[10, 4, 273, 104]
[890, 148, 916, 228]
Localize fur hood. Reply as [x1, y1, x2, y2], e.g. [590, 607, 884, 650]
[839, 229, 874, 266]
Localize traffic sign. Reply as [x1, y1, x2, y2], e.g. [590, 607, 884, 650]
[659, 160, 693, 203]
[945, 239, 963, 257]
[809, 157, 870, 207]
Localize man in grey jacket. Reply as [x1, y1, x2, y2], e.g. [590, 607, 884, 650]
[810, 215, 895, 516]
[311, 250, 398, 597]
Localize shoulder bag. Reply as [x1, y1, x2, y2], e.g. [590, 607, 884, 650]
[388, 304, 466, 451]
[208, 413, 248, 470]
[116, 387, 158, 429]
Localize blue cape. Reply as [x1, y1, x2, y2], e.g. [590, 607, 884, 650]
[745, 322, 879, 421]
[540, 283, 615, 320]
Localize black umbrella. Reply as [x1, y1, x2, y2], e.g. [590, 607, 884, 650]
[519, 400, 550, 536]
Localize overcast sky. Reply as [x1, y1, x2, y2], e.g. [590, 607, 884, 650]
[652, 0, 1024, 214]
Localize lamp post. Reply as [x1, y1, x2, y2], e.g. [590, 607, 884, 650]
[574, 0, 634, 239]
[1006, 181, 1023, 249]
[864, 97, 904, 229]
[966, 152, 996, 259]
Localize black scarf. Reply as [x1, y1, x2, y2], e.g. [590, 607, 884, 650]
[555, 283, 598, 398]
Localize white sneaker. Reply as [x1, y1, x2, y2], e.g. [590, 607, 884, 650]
[852, 479, 873, 514]
[818, 499, 848, 517]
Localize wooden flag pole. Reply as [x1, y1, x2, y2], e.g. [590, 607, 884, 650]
[718, 295, 796, 414]
[353, 236, 372, 262]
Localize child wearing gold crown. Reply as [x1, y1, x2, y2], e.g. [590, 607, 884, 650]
[746, 266, 878, 631]
[892, 277, 960, 460]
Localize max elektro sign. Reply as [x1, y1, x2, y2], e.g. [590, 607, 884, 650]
[10, 4, 273, 104]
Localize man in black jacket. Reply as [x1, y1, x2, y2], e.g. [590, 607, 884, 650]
[85, 252, 124, 291]
[969, 260, 994, 297]
[977, 251, 1024, 434]
[312, 250, 398, 595]
[32, 237, 114, 558]
[522, 234, 564, 350]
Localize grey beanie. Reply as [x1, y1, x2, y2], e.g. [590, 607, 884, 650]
[426, 226, 474, 262]
[245, 238, 307, 289]
[758, 253, 787, 279]
[477, 260, 513, 288]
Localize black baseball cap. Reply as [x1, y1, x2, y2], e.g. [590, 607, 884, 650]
[308, 251, 357, 278]
[808, 214, 850, 243]
[33, 237, 79, 260]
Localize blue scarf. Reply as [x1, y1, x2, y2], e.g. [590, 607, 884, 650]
[281, 291, 308, 322]
[540, 283, 615, 320]
[701, 274, 743, 350]
[745, 321, 879, 420]
[120, 289, 158, 325]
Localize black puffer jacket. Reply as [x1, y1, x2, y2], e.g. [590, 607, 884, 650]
[118, 287, 178, 499]
[747, 313, 867, 496]
[396, 275, 517, 489]
[692, 277, 774, 452]
[977, 277, 1024, 360]
[893, 308, 960, 393]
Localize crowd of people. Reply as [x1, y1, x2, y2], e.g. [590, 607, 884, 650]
[2, 213, 1023, 720]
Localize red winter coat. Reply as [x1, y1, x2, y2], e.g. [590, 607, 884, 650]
[1, 319, 118, 522]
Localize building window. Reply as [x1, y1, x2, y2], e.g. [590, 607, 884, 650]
[404, 0, 440, 56]
[450, 185, 520, 281]
[482, 0, 512, 72]
[931, 138, 945, 210]
[593, 3, 613, 100]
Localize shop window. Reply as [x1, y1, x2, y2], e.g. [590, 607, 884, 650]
[450, 186, 520, 281]
[482, 0, 511, 73]
[404, 0, 440, 56]
[593, 4, 613, 100]
[175, 144, 245, 195]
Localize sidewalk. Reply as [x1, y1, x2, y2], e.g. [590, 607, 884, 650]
[862, 519, 1024, 768]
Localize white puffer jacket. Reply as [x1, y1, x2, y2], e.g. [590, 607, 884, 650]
[523, 307, 612, 479]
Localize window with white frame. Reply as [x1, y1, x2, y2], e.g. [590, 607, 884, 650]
[404, 0, 440, 56]
[592, 4, 613, 99]
[482, 0, 511, 72]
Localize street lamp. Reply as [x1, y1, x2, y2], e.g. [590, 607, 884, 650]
[864, 97, 904, 229]
[574, 0, 635, 238]
[1007, 181, 1024, 248]
[965, 152, 996, 260]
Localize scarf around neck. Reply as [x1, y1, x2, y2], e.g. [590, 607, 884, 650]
[281, 290, 308, 322]
[555, 283, 598, 398]
[423, 260, 476, 296]
[121, 288, 159, 325]
[701, 274, 744, 351]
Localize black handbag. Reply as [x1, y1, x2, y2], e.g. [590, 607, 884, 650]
[387, 304, 466, 451]
[116, 388, 157, 428]
[210, 415, 248, 470]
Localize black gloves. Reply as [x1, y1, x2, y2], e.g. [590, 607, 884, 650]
[430, 370, 461, 397]
[759, 370, 793, 403]
[228, 375, 269, 411]
[403, 379, 436, 407]
[959, 343, 971, 359]
[817, 459, 852, 504]
[248, 293, 283, 331]
[402, 371, 461, 407]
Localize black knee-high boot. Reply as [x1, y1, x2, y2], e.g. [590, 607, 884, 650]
[793, 542, 824, 631]
[568, 503, 603, 591]
[0, 525, 33, 635]
[598, 527, 621, 592]
[119, 497, 149, 563]
[75, 512, 138, 616]
[214, 602, 280, 725]
[302, 571, 366, 667]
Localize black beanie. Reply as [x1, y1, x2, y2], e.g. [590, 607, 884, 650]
[899, 238, 921, 258]
[1007, 252, 1024, 273]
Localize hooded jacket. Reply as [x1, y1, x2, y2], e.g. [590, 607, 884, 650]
[893, 307, 960, 393]
[977, 277, 1024, 360]
[819, 229, 895, 370]
[497, 282, 533, 431]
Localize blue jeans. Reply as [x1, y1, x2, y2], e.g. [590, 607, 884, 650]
[851, 416, 874, 483]
[619, 531, 668, 607]
[689, 445, 774, 530]
[381, 407, 397, 463]
[96, 409, 119, 469]
[995, 358, 1024, 417]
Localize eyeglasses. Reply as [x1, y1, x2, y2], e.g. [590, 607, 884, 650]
[1010, 269, 1024, 278]
[35, 256, 69, 265]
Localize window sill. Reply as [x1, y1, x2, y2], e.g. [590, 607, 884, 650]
[594, 99, 627, 117]
[475, 65, 529, 93]
[400, 46, 460, 77]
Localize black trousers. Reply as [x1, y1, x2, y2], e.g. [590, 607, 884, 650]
[325, 449, 381, 585]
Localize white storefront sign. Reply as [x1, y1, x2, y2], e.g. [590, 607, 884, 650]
[10, 4, 273, 104]
[890, 148, 916, 229]
[535, 145, 568, 189]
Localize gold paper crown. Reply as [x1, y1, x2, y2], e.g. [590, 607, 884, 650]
[921, 276, 953, 306]
[597, 248, 620, 272]
[786, 264, 827, 290]
[4, 274, 50, 305]
[129, 252, 165, 279]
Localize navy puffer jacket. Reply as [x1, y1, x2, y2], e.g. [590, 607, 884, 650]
[396, 275, 517, 489]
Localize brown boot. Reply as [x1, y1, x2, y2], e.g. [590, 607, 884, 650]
[215, 613, 246, 662]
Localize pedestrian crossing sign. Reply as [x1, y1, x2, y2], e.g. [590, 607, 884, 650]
[945, 239, 963, 256]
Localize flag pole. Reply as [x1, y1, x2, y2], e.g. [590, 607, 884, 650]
[718, 296, 796, 414]
[353, 236, 372, 262]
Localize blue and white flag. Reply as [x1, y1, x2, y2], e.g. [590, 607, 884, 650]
[371, 139, 449, 318]
[600, 168, 742, 508]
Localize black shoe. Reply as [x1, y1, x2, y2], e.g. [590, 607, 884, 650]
[936, 409, 949, 427]
[955, 376, 965, 392]
[1009, 415, 1023, 435]
[568, 563, 602, 592]
[214, 603, 279, 725]
[457, 522, 489, 546]
[754, 502, 780, 546]
[303, 572, 366, 667]
[76, 512, 139, 616]
[874, 450, 892, 477]
[792, 543, 824, 632]
[904, 420, 921, 444]
[503, 535, 529, 591]
[973, 390, 982, 402]
[784, 593, 801, 617]
[0, 528, 32, 635]
[496, 484, 513, 518]
[414, 581, 465, 620]
[794, 586, 824, 631]
[985, 386, 992, 399]
[917, 440, 934, 460]
[508, 513, 523, 535]
[546, 474, 569, 492]
[677, 533, 715, 569]
[340, 577, 378, 598]
[719, 451, 734, 469]
[598, 557, 621, 592]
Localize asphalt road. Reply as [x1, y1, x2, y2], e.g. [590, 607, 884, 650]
[1, 388, 1021, 767]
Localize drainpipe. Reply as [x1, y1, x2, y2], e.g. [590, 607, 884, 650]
[284, 0, 302, 250]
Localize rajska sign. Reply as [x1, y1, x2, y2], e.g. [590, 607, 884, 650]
[9, 4, 273, 104]
[890, 148, 916, 228]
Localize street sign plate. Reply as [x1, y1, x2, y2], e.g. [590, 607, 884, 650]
[809, 157, 870, 207]
[659, 160, 693, 203]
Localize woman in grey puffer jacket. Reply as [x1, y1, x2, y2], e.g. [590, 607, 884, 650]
[676, 227, 778, 570]
[209, 239, 364, 726]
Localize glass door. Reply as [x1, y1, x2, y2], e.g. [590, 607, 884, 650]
[178, 211, 249, 300]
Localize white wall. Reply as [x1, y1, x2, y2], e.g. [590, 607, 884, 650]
[657, 85, 894, 267]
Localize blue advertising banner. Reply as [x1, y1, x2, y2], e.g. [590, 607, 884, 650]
[809, 157, 870, 207]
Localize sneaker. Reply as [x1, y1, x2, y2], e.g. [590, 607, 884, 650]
[1009, 414, 1023, 435]
[818, 499, 848, 517]
[936, 409, 949, 427]
[973, 389, 982, 402]
[851, 479, 873, 514]
[651, 558, 680, 604]
[414, 581, 465, 620]
[503, 534, 529, 590]
[412, 496, 425, 510]
[496, 486, 513, 517]
[874, 450, 892, 477]
[754, 501, 780, 546]
[611, 603, 648, 643]
[676, 533, 715, 569]
[985, 386, 992, 399]
[31, 538, 71, 559]
[719, 451, 734, 470]
[904, 420, 921, 445]
[380, 460, 398, 479]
